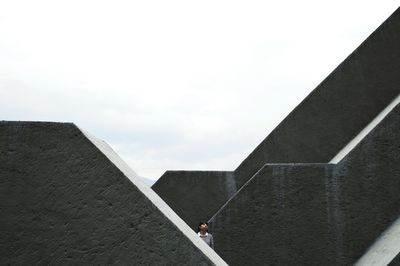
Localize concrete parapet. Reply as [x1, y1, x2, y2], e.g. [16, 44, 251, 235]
[0, 122, 227, 265]
[234, 7, 400, 186]
[209, 103, 400, 265]
[153, 7, 400, 235]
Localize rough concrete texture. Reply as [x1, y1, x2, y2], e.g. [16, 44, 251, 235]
[354, 215, 400, 265]
[389, 253, 400, 265]
[208, 103, 400, 265]
[152, 171, 236, 231]
[211, 164, 337, 266]
[153, 7, 400, 230]
[0, 122, 227, 265]
[234, 7, 400, 186]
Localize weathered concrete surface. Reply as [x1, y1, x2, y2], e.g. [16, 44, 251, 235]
[211, 164, 337, 266]
[153, 7, 400, 231]
[208, 103, 400, 265]
[234, 7, 400, 186]
[333, 103, 400, 265]
[354, 215, 400, 266]
[152, 171, 236, 231]
[0, 122, 227, 265]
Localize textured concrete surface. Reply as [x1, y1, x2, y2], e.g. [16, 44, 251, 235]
[153, 171, 236, 231]
[211, 164, 336, 266]
[0, 122, 227, 265]
[333, 103, 400, 265]
[208, 103, 400, 265]
[354, 216, 400, 266]
[234, 7, 400, 186]
[153, 7, 400, 231]
[389, 252, 400, 265]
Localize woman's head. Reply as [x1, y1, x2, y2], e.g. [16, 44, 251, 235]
[198, 222, 209, 233]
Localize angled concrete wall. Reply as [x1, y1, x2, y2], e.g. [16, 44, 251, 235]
[208, 103, 400, 265]
[0, 122, 227, 265]
[152, 171, 236, 231]
[234, 7, 400, 186]
[153, 7, 400, 231]
[211, 164, 337, 265]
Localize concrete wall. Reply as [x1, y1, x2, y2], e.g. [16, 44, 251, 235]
[152, 171, 236, 231]
[153, 7, 400, 231]
[208, 103, 400, 265]
[0, 122, 227, 265]
[234, 7, 400, 186]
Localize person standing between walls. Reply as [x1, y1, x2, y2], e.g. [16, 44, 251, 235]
[197, 222, 214, 249]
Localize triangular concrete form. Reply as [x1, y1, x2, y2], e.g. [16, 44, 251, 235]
[0, 122, 227, 265]
[208, 103, 400, 265]
[153, 7, 400, 231]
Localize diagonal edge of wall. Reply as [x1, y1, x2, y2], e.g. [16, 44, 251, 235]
[81, 128, 228, 265]
[152, 7, 400, 235]
[152, 170, 236, 231]
[330, 93, 400, 163]
[82, 129, 228, 265]
[355, 216, 400, 266]
[388, 250, 400, 266]
[234, 7, 400, 187]
[208, 102, 400, 265]
[0, 121, 227, 265]
[210, 163, 337, 266]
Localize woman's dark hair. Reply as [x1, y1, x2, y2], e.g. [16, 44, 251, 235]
[197, 222, 208, 232]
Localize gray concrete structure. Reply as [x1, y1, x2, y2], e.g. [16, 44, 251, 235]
[234, 6, 400, 185]
[153, 7, 400, 232]
[153, 171, 236, 231]
[0, 122, 227, 265]
[208, 103, 400, 265]
[355, 215, 400, 266]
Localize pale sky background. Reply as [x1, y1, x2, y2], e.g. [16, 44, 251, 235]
[0, 1, 398, 184]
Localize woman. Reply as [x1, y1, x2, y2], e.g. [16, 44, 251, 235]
[197, 222, 214, 249]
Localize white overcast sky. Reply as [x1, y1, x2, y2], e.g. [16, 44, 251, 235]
[0, 1, 398, 182]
